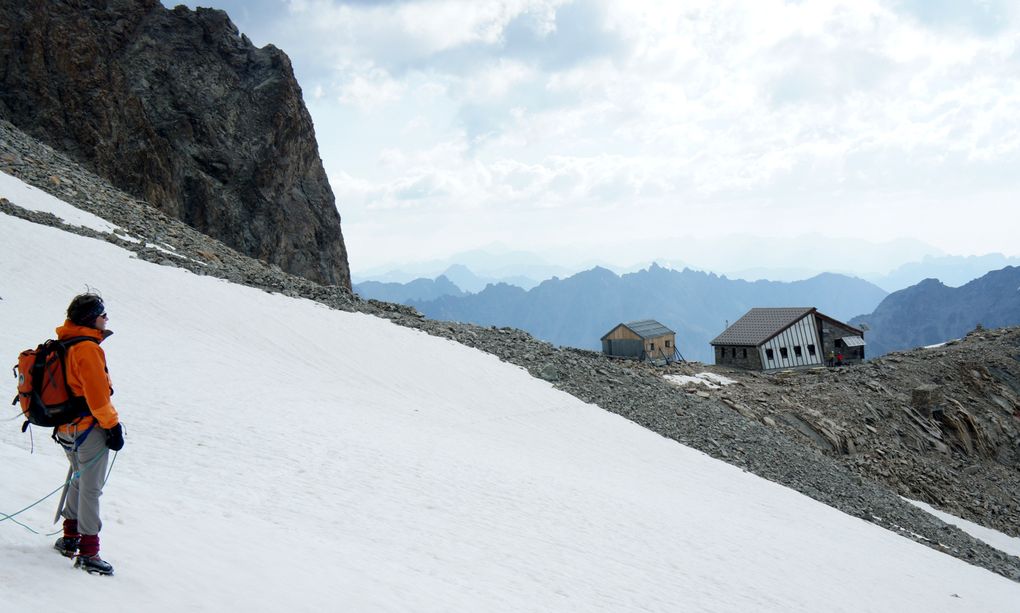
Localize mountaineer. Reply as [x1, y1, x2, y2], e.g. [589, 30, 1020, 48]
[50, 292, 125, 576]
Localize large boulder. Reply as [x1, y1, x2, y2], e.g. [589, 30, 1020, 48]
[0, 0, 350, 288]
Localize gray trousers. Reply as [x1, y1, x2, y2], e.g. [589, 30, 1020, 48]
[58, 426, 109, 535]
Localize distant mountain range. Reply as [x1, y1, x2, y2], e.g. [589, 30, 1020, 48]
[352, 248, 568, 289]
[354, 264, 542, 295]
[850, 266, 1020, 357]
[355, 249, 1020, 295]
[353, 275, 466, 304]
[862, 254, 1020, 292]
[357, 259, 1020, 364]
[408, 264, 888, 363]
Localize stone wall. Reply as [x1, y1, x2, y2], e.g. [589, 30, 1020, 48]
[820, 318, 865, 365]
[714, 345, 764, 370]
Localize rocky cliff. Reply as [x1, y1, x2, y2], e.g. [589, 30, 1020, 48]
[0, 0, 349, 288]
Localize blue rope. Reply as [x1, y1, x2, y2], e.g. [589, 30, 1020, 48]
[0, 450, 118, 535]
[0, 481, 69, 533]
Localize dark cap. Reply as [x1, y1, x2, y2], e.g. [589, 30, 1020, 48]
[67, 293, 105, 327]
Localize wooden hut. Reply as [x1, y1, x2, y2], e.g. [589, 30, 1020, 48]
[601, 320, 679, 364]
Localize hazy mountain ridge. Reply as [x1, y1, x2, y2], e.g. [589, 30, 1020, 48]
[358, 258, 1020, 363]
[354, 250, 1020, 301]
[352, 249, 567, 288]
[851, 266, 1020, 357]
[354, 274, 466, 304]
[412, 264, 888, 362]
[863, 254, 1020, 292]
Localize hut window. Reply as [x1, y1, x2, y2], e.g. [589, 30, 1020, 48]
[650, 342, 655, 350]
[766, 348, 774, 360]
[779, 347, 788, 359]
[741, 348, 747, 358]
[666, 340, 671, 348]
[835, 339, 844, 348]
[794, 345, 802, 358]
[808, 344, 816, 356]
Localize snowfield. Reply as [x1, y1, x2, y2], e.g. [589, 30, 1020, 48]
[664, 372, 738, 389]
[906, 498, 1020, 559]
[2, 180, 1019, 611]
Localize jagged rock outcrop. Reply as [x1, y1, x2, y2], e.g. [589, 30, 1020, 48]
[0, 0, 349, 288]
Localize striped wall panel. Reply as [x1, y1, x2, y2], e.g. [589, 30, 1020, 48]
[759, 313, 824, 370]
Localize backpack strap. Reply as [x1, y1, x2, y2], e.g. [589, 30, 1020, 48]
[46, 337, 100, 429]
[57, 337, 100, 396]
[58, 336, 101, 349]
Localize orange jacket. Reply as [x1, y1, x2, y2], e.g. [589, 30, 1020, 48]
[54, 321, 119, 434]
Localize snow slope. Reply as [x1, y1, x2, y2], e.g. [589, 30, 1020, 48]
[0, 172, 117, 234]
[906, 499, 1020, 559]
[2, 184, 1019, 611]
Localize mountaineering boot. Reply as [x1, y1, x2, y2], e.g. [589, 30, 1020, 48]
[74, 555, 114, 576]
[54, 536, 80, 558]
[75, 534, 114, 576]
[54, 519, 80, 558]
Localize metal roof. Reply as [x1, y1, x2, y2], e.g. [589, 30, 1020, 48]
[710, 307, 815, 346]
[602, 319, 675, 340]
[841, 335, 866, 347]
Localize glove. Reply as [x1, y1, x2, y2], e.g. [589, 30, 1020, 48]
[106, 423, 124, 451]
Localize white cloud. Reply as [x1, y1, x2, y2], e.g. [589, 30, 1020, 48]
[465, 59, 535, 100]
[180, 0, 1020, 269]
[334, 64, 406, 109]
[285, 0, 571, 67]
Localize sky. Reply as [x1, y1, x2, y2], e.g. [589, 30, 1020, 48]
[169, 0, 1020, 275]
[3, 171, 1020, 610]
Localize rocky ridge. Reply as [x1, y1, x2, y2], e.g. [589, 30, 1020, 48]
[682, 332, 1020, 535]
[0, 0, 350, 288]
[2, 119, 1019, 581]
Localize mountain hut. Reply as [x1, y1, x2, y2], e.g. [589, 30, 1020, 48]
[601, 319, 680, 365]
[710, 307, 864, 370]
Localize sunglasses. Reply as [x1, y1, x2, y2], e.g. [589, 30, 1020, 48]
[98, 313, 109, 320]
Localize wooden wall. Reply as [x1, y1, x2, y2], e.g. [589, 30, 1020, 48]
[603, 325, 642, 341]
[603, 329, 677, 362]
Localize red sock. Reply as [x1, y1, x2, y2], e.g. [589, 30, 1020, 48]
[63, 519, 80, 538]
[78, 534, 100, 557]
